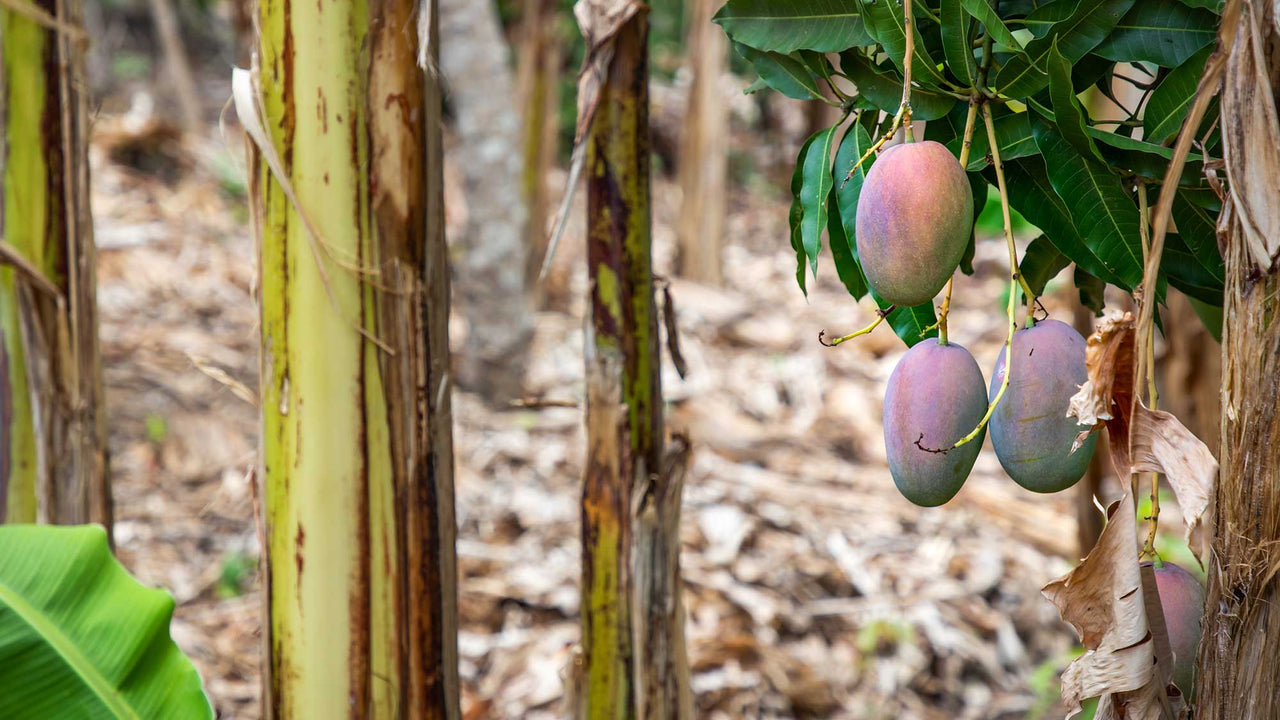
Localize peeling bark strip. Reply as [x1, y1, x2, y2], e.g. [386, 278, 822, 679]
[580, 5, 691, 719]
[252, 0, 457, 717]
[0, 0, 109, 528]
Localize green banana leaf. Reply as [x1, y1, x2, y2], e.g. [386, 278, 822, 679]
[0, 524, 213, 719]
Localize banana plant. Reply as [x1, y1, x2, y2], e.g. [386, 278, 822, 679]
[0, 525, 212, 718]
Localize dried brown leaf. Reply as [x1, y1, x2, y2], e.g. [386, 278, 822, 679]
[1131, 406, 1218, 564]
[1067, 311, 1135, 476]
[1043, 492, 1160, 718]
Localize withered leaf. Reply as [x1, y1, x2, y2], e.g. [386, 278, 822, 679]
[1131, 405, 1218, 565]
[1043, 492, 1159, 718]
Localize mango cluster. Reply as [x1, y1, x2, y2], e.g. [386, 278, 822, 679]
[861, 142, 1097, 506]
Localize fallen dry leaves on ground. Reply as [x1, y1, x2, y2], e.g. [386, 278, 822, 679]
[93, 104, 1146, 719]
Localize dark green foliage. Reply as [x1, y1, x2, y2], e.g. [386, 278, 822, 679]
[989, 320, 1097, 493]
[883, 340, 987, 507]
[714, 0, 1223, 346]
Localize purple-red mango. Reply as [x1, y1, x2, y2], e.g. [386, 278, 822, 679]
[855, 140, 974, 307]
[989, 319, 1096, 493]
[883, 339, 987, 507]
[1151, 561, 1204, 695]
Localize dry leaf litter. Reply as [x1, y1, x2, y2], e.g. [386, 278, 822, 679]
[92, 85, 1198, 719]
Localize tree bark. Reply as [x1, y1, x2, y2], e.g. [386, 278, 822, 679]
[580, 7, 691, 718]
[251, 0, 458, 715]
[675, 0, 727, 286]
[439, 0, 532, 402]
[0, 0, 110, 531]
[1195, 0, 1280, 713]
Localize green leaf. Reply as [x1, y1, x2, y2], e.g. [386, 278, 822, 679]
[1144, 45, 1215, 144]
[1088, 130, 1208, 184]
[940, 0, 976, 86]
[961, 0, 1025, 50]
[1045, 39, 1104, 161]
[1021, 0, 1081, 38]
[800, 123, 842, 277]
[789, 133, 820, 294]
[952, 110, 1038, 170]
[881, 298, 940, 346]
[1020, 234, 1073, 296]
[714, 0, 874, 53]
[1032, 116, 1145, 288]
[1093, 0, 1217, 67]
[1170, 190, 1224, 281]
[735, 43, 824, 101]
[857, 0, 952, 89]
[827, 130, 870, 302]
[1163, 233, 1224, 304]
[995, 0, 1136, 97]
[1187, 295, 1223, 341]
[742, 77, 770, 94]
[0, 525, 213, 719]
[838, 50, 957, 120]
[995, 155, 1125, 287]
[1075, 265, 1108, 315]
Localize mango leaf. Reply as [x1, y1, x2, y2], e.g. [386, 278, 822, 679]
[1075, 265, 1108, 315]
[940, 0, 976, 86]
[0, 524, 213, 719]
[1163, 234, 1224, 305]
[1093, 0, 1217, 67]
[1188, 296, 1223, 341]
[1021, 0, 1079, 38]
[1170, 192, 1225, 281]
[995, 0, 1136, 98]
[827, 186, 868, 299]
[838, 50, 957, 120]
[873, 290, 939, 347]
[857, 0, 951, 89]
[800, 123, 841, 279]
[1020, 234, 1072, 296]
[961, 0, 1025, 50]
[742, 77, 769, 94]
[1144, 45, 1215, 144]
[952, 109, 1039, 170]
[714, 0, 874, 54]
[994, 155, 1125, 287]
[1088, 130, 1208, 185]
[735, 43, 824, 101]
[789, 133, 820, 294]
[1032, 116, 1145, 288]
[1045, 40, 1104, 161]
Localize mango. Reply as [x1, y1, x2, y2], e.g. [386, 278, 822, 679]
[989, 319, 1096, 493]
[1150, 561, 1204, 695]
[855, 140, 974, 307]
[883, 339, 987, 506]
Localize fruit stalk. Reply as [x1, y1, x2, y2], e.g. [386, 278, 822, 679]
[951, 102, 1022, 450]
[1136, 181, 1161, 558]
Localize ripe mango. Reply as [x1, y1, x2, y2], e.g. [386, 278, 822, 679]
[883, 339, 987, 507]
[855, 140, 974, 307]
[989, 319, 1096, 493]
[1150, 561, 1204, 695]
